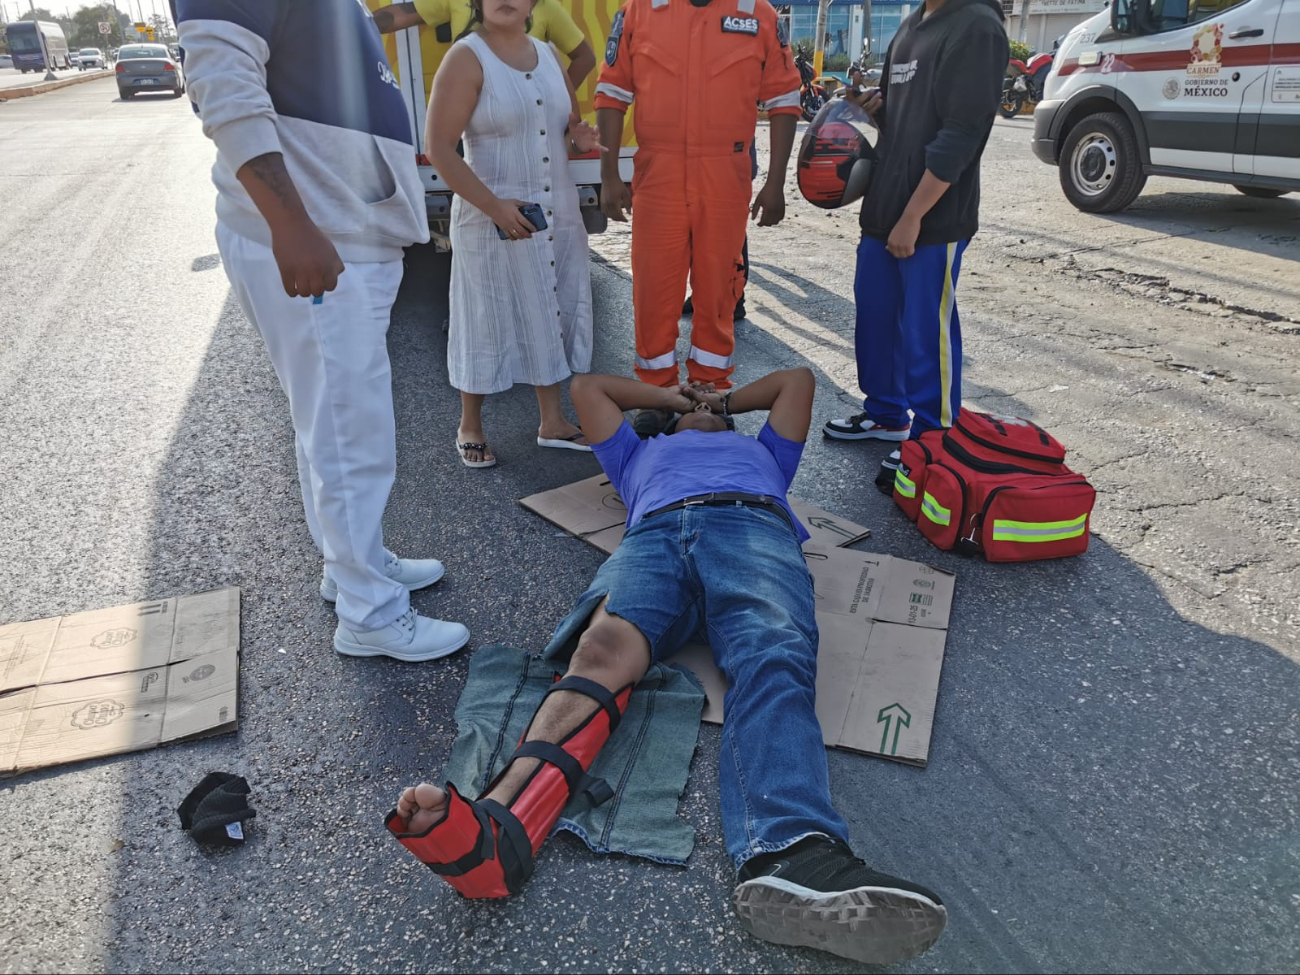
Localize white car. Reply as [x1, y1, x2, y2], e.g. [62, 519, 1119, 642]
[0, 55, 13, 70]
[68, 51, 82, 68]
[78, 48, 105, 70]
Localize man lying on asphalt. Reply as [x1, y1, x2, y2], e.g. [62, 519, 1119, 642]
[385, 368, 948, 966]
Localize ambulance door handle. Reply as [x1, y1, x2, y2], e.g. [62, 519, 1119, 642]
[1228, 28, 1264, 38]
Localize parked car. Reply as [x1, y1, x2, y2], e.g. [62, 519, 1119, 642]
[114, 43, 184, 99]
[78, 48, 105, 69]
[0, 54, 13, 70]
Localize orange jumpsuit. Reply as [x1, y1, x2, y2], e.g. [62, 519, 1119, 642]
[595, 0, 800, 389]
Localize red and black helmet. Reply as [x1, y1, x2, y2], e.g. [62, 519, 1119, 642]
[796, 95, 879, 210]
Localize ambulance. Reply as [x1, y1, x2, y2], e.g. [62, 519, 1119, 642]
[1031, 0, 1299, 212]
[373, 1, 637, 246]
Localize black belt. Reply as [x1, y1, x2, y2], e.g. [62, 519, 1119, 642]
[644, 492, 796, 534]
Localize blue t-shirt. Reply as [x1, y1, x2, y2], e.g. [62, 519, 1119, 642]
[591, 421, 809, 542]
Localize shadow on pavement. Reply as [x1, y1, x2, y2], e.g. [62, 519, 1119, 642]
[87, 245, 1297, 974]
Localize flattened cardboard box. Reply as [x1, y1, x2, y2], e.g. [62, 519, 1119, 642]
[520, 478, 953, 766]
[675, 546, 953, 766]
[0, 588, 240, 775]
[520, 474, 871, 555]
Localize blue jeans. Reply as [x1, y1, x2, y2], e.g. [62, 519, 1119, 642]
[854, 235, 969, 437]
[545, 503, 849, 868]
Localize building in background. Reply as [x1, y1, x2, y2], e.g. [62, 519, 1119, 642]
[1003, 0, 1108, 53]
[776, 1, 920, 72]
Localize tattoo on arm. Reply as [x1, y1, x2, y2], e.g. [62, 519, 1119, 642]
[242, 152, 297, 210]
[373, 2, 417, 32]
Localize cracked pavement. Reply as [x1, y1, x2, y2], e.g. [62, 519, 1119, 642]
[1, 81, 1297, 974]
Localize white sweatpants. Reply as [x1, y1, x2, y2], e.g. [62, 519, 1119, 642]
[217, 223, 408, 631]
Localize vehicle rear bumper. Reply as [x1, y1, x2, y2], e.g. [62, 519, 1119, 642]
[119, 78, 178, 92]
[1032, 99, 1062, 165]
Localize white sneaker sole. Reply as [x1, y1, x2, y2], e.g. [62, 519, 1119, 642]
[333, 627, 469, 663]
[822, 425, 911, 442]
[320, 563, 446, 603]
[733, 876, 947, 966]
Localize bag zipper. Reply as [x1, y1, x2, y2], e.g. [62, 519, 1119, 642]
[955, 416, 1064, 464]
[942, 434, 1060, 476]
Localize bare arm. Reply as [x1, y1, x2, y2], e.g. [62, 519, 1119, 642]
[886, 170, 951, 258]
[571, 374, 691, 444]
[425, 45, 538, 240]
[597, 108, 631, 220]
[688, 368, 816, 442]
[564, 39, 597, 90]
[236, 152, 344, 298]
[372, 3, 424, 33]
[751, 113, 797, 226]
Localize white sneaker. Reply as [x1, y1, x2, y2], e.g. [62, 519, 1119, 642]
[333, 609, 469, 663]
[822, 413, 911, 441]
[320, 551, 445, 603]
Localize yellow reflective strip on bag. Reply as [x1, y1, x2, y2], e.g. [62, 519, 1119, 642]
[920, 491, 950, 526]
[894, 470, 916, 498]
[992, 513, 1088, 542]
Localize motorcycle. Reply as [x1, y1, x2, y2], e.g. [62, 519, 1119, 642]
[795, 52, 828, 122]
[1000, 50, 1054, 118]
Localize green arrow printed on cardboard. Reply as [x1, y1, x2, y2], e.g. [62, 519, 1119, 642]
[877, 703, 911, 756]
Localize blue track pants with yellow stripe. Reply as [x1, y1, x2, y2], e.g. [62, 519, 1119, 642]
[854, 235, 968, 437]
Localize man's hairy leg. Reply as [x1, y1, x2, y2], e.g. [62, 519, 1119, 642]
[397, 602, 651, 828]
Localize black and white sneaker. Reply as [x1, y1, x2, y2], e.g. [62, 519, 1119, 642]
[733, 836, 947, 966]
[875, 449, 902, 496]
[823, 413, 911, 441]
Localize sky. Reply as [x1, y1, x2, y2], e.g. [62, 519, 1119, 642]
[4, 2, 172, 23]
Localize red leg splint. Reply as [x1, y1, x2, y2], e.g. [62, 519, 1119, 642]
[385, 675, 633, 898]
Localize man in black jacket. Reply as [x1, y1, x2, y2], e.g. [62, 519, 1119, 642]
[823, 0, 1008, 445]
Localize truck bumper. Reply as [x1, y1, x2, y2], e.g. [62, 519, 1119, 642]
[1032, 99, 1062, 165]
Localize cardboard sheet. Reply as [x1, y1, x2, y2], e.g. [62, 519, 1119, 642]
[519, 477, 953, 766]
[520, 474, 871, 555]
[0, 588, 241, 775]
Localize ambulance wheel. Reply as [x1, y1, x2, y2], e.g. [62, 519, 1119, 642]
[1233, 185, 1289, 199]
[1059, 111, 1146, 214]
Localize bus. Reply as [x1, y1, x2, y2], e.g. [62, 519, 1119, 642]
[4, 20, 72, 73]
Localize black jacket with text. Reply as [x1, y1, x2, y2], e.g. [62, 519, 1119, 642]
[859, 0, 1009, 246]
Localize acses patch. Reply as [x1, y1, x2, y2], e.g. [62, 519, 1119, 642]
[722, 15, 759, 36]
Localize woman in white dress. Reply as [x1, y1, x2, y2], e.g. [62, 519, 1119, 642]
[426, 0, 604, 468]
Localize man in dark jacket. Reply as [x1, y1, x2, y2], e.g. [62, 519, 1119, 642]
[823, 0, 1008, 445]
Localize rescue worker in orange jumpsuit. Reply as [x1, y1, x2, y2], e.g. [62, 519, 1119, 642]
[595, 0, 801, 430]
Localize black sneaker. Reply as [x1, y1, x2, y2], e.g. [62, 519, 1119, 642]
[733, 836, 947, 966]
[733, 298, 747, 321]
[875, 449, 902, 496]
[632, 408, 673, 439]
[682, 296, 694, 316]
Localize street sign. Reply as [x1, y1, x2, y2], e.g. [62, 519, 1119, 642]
[99, 22, 112, 34]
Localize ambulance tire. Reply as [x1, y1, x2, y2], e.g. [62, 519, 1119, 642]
[1059, 111, 1146, 214]
[1233, 185, 1289, 199]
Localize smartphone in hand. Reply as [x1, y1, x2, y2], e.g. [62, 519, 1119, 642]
[496, 203, 549, 240]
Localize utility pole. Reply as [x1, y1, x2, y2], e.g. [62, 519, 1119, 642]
[814, 0, 833, 78]
[1017, 0, 1031, 45]
[30, 0, 57, 79]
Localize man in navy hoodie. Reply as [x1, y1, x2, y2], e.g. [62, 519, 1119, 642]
[822, 0, 1007, 456]
[175, 0, 470, 662]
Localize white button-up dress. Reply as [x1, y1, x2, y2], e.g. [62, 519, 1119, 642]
[448, 33, 593, 395]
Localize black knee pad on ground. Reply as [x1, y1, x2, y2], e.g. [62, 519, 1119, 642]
[178, 772, 256, 846]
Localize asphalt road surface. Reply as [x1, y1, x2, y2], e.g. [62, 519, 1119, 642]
[1, 78, 1296, 974]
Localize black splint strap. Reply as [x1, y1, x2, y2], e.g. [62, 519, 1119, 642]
[480, 799, 535, 894]
[424, 794, 495, 878]
[546, 675, 623, 735]
[511, 740, 615, 807]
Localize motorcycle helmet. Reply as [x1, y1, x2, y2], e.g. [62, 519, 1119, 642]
[796, 94, 879, 210]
